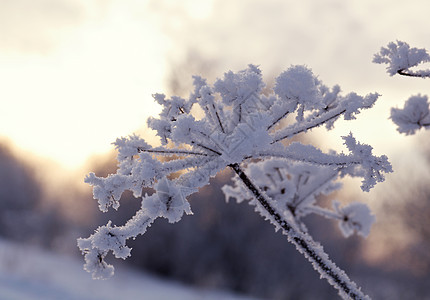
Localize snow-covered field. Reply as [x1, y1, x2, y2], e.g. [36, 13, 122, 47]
[0, 239, 253, 300]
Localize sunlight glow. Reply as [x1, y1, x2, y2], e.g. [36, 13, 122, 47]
[0, 1, 166, 169]
[1, 0, 430, 172]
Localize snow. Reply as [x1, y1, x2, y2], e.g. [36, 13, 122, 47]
[0, 238, 254, 300]
[373, 40, 430, 77]
[332, 201, 375, 238]
[274, 65, 324, 116]
[390, 94, 430, 135]
[373, 41, 430, 136]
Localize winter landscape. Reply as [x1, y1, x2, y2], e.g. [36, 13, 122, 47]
[1, 1, 430, 299]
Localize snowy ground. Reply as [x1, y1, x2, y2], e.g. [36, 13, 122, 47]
[0, 239, 254, 300]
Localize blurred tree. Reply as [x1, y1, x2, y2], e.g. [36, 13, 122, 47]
[0, 143, 65, 248]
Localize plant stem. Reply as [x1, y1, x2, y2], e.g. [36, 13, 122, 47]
[229, 163, 370, 300]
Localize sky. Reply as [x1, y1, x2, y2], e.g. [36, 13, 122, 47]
[1, 0, 430, 170]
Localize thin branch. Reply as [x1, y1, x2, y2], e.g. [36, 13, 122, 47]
[293, 171, 338, 208]
[397, 69, 430, 78]
[272, 108, 346, 144]
[159, 156, 212, 175]
[267, 109, 291, 130]
[137, 147, 209, 156]
[305, 205, 341, 220]
[190, 141, 222, 155]
[144, 127, 222, 156]
[249, 150, 360, 167]
[275, 167, 284, 181]
[229, 163, 369, 300]
[213, 103, 226, 133]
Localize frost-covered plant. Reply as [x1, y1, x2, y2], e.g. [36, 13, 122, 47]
[78, 65, 392, 299]
[374, 41, 430, 134]
[373, 40, 430, 78]
[391, 95, 430, 135]
[223, 158, 375, 238]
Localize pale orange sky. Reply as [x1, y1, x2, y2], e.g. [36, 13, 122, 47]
[1, 0, 430, 170]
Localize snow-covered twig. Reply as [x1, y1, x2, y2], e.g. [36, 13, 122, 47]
[374, 41, 430, 135]
[391, 95, 430, 135]
[229, 163, 370, 299]
[373, 40, 430, 78]
[79, 65, 390, 299]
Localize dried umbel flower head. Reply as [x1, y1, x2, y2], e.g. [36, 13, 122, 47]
[79, 65, 391, 299]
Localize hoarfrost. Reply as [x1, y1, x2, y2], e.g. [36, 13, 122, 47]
[79, 65, 390, 299]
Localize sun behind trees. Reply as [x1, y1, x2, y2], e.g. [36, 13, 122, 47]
[78, 65, 392, 299]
